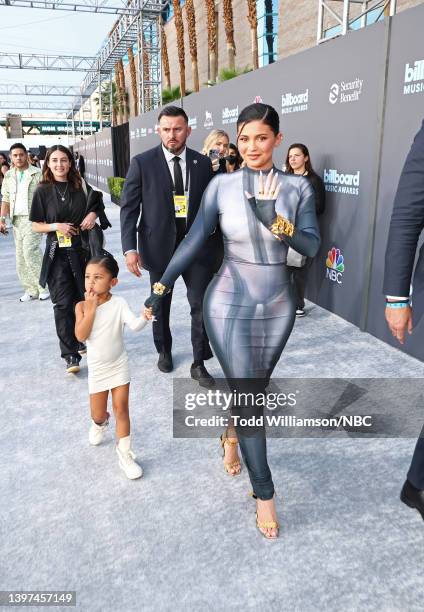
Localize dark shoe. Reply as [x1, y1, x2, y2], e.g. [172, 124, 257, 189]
[400, 480, 424, 520]
[296, 308, 305, 317]
[66, 355, 80, 374]
[190, 363, 215, 388]
[158, 352, 173, 373]
[78, 342, 87, 356]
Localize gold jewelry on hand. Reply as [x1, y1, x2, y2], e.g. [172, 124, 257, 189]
[270, 215, 295, 240]
[152, 282, 168, 295]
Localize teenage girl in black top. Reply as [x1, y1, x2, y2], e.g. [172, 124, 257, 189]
[30, 145, 110, 373]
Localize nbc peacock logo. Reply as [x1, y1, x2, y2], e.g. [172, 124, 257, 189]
[326, 247, 344, 284]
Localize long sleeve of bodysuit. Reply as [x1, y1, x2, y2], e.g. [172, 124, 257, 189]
[160, 177, 220, 288]
[252, 177, 320, 258]
[282, 179, 320, 257]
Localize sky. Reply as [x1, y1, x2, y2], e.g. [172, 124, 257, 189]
[0, 5, 118, 116]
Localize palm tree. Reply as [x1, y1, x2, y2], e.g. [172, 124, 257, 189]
[173, 0, 186, 97]
[94, 80, 119, 126]
[128, 46, 138, 117]
[161, 18, 171, 91]
[223, 0, 236, 71]
[247, 0, 258, 70]
[206, 0, 218, 84]
[185, 0, 199, 92]
[114, 60, 129, 125]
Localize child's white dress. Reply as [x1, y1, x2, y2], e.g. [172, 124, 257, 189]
[86, 295, 148, 394]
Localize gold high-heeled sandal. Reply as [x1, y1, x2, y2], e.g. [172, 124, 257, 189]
[255, 512, 280, 540]
[220, 430, 241, 476]
[250, 492, 280, 540]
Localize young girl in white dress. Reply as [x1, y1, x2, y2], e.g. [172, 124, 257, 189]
[75, 255, 153, 479]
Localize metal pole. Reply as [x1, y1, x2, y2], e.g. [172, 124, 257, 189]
[137, 13, 143, 114]
[389, 0, 397, 16]
[71, 108, 75, 140]
[317, 0, 324, 43]
[81, 96, 85, 138]
[98, 68, 103, 131]
[342, 0, 349, 35]
[360, 1, 367, 29]
[110, 71, 113, 126]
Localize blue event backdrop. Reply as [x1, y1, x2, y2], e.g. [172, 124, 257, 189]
[75, 2, 424, 360]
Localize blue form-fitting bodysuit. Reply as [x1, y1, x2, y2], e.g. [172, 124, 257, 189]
[160, 166, 321, 499]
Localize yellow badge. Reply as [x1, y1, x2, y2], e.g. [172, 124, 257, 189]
[56, 230, 72, 248]
[173, 194, 187, 218]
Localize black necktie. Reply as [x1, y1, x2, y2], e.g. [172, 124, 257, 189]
[172, 156, 184, 195]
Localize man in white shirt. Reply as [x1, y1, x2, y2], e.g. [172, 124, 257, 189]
[0, 143, 48, 302]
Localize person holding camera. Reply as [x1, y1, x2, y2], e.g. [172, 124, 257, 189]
[202, 130, 230, 174]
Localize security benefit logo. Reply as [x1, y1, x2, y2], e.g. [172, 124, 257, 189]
[404, 59, 424, 95]
[326, 247, 345, 285]
[281, 89, 309, 114]
[329, 78, 363, 104]
[323, 168, 360, 196]
[204, 111, 214, 129]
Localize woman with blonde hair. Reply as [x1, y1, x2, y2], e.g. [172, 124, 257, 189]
[201, 129, 230, 173]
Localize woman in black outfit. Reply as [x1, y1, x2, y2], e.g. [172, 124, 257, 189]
[30, 145, 110, 373]
[285, 143, 326, 317]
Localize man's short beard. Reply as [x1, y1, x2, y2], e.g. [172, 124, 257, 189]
[165, 142, 185, 155]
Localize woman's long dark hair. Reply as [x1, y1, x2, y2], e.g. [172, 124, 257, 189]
[285, 143, 314, 175]
[42, 145, 82, 189]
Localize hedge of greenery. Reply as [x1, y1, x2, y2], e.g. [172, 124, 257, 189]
[107, 177, 125, 203]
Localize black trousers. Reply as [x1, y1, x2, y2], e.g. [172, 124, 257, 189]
[149, 261, 214, 362]
[48, 249, 85, 360]
[407, 436, 424, 489]
[287, 257, 313, 310]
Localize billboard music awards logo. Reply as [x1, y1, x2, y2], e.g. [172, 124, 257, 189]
[204, 111, 214, 129]
[323, 168, 360, 196]
[281, 89, 309, 114]
[188, 116, 197, 129]
[403, 59, 424, 95]
[222, 105, 239, 124]
[326, 247, 345, 285]
[329, 78, 363, 104]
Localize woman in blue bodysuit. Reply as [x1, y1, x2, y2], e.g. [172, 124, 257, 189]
[145, 104, 320, 538]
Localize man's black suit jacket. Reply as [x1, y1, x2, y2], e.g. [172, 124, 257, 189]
[120, 144, 217, 273]
[384, 120, 424, 325]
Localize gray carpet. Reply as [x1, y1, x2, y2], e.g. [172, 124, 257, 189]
[1, 199, 423, 612]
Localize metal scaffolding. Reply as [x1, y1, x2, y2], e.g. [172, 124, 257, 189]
[317, 0, 397, 43]
[0, 52, 97, 71]
[0, 0, 167, 125]
[0, 84, 87, 97]
[0, 0, 141, 15]
[0, 101, 78, 111]
[77, 0, 165, 120]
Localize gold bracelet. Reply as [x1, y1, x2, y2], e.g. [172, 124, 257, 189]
[269, 215, 295, 240]
[152, 282, 168, 296]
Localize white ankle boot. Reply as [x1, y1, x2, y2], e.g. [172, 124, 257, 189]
[89, 418, 109, 445]
[116, 436, 143, 479]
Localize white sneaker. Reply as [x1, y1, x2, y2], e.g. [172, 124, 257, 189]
[89, 418, 109, 445]
[19, 292, 37, 302]
[116, 436, 143, 479]
[39, 291, 50, 301]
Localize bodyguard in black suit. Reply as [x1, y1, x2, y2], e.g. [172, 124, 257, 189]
[120, 106, 218, 386]
[383, 119, 424, 520]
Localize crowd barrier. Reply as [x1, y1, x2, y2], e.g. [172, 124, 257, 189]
[74, 3, 424, 361]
